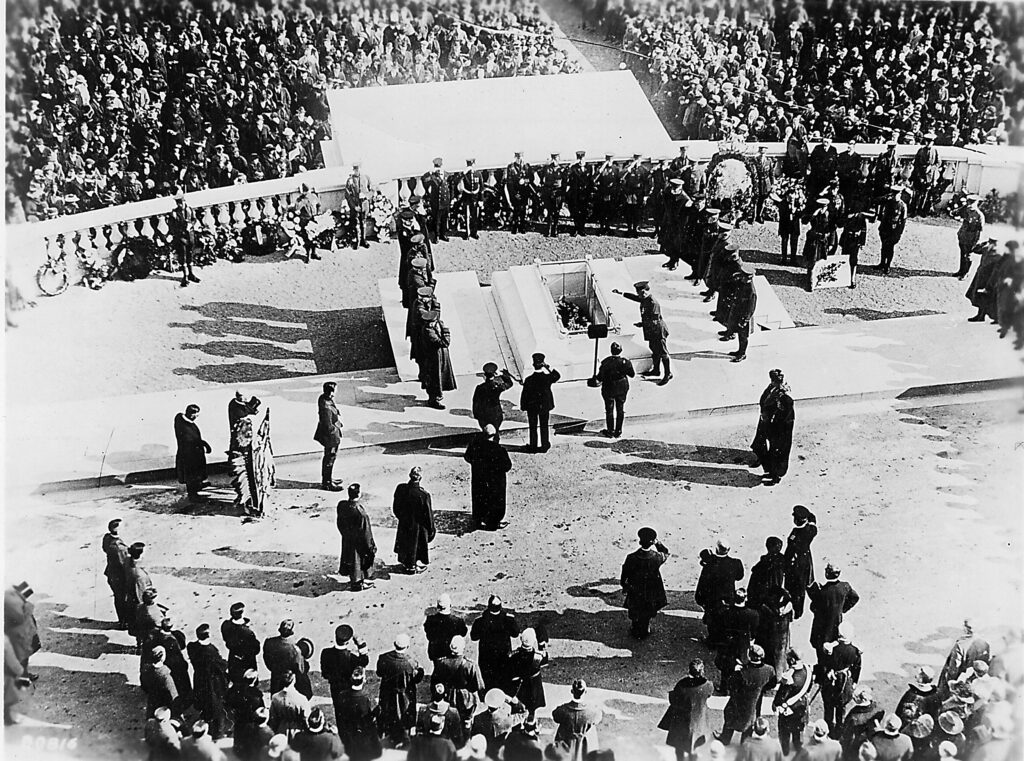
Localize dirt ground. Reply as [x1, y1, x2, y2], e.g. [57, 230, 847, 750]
[6, 216, 981, 406]
[5, 392, 1021, 760]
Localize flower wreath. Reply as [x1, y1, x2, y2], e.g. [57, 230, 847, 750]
[704, 148, 760, 225]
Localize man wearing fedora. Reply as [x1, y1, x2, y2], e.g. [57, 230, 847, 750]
[620, 527, 670, 639]
[595, 341, 635, 438]
[614, 281, 672, 385]
[695, 539, 744, 648]
[808, 564, 860, 660]
[376, 633, 424, 747]
[870, 715, 913, 761]
[954, 194, 985, 279]
[839, 686, 884, 757]
[896, 667, 941, 726]
[736, 718, 783, 761]
[718, 645, 777, 746]
[794, 720, 842, 761]
[519, 353, 560, 453]
[472, 363, 514, 434]
[221, 602, 260, 687]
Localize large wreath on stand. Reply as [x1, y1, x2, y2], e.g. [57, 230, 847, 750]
[705, 147, 759, 226]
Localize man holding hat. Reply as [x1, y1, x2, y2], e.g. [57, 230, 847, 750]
[954, 195, 985, 279]
[392, 466, 436, 574]
[552, 679, 603, 760]
[187, 624, 230, 740]
[794, 720, 842, 761]
[144, 706, 183, 761]
[565, 150, 592, 236]
[422, 157, 451, 243]
[719, 645, 777, 746]
[458, 158, 483, 239]
[290, 708, 345, 760]
[376, 633, 424, 747]
[877, 185, 907, 274]
[910, 132, 940, 217]
[620, 527, 670, 639]
[808, 564, 860, 659]
[520, 353, 560, 453]
[614, 281, 672, 384]
[321, 624, 368, 718]
[839, 687, 884, 756]
[345, 161, 372, 249]
[102, 518, 131, 629]
[595, 341, 635, 438]
[473, 362, 515, 434]
[539, 152, 565, 238]
[221, 602, 260, 687]
[333, 667, 383, 761]
[336, 483, 377, 591]
[470, 595, 520, 692]
[264, 620, 306, 695]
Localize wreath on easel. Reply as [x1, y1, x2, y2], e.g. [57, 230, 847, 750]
[705, 148, 759, 226]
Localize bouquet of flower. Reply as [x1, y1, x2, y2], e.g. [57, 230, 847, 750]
[77, 239, 111, 289]
[215, 226, 243, 263]
[369, 191, 396, 240]
[556, 298, 590, 331]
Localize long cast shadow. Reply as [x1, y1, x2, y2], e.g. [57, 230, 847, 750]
[602, 461, 762, 487]
[585, 439, 752, 465]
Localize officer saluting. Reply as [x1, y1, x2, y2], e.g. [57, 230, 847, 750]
[614, 281, 672, 385]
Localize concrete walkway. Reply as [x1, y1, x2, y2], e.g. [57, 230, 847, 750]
[7, 313, 1021, 491]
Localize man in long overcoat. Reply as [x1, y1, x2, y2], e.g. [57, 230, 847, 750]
[877, 186, 908, 274]
[615, 281, 672, 385]
[660, 659, 714, 761]
[620, 527, 670, 639]
[695, 540, 744, 647]
[750, 369, 795, 484]
[723, 266, 758, 363]
[720, 645, 777, 746]
[470, 595, 520, 692]
[174, 404, 212, 501]
[333, 667, 383, 761]
[263, 620, 307, 697]
[124, 542, 154, 639]
[392, 467, 436, 574]
[808, 564, 860, 658]
[187, 624, 231, 739]
[221, 602, 260, 687]
[418, 309, 456, 410]
[376, 634, 424, 747]
[102, 518, 130, 629]
[421, 157, 451, 243]
[463, 425, 513, 530]
[966, 239, 1002, 322]
[423, 595, 468, 666]
[519, 353, 560, 452]
[336, 484, 377, 590]
[313, 382, 344, 491]
[431, 635, 484, 735]
[784, 506, 818, 619]
[747, 537, 786, 608]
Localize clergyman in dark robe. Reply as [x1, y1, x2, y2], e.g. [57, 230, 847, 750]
[336, 483, 376, 590]
[620, 527, 670, 639]
[187, 624, 231, 739]
[392, 467, 436, 574]
[463, 425, 513, 530]
[174, 404, 211, 501]
[750, 368, 795, 485]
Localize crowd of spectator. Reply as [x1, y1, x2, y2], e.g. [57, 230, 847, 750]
[5, 0, 581, 223]
[603, 0, 1022, 147]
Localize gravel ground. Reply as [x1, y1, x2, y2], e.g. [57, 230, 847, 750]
[5, 393, 1021, 760]
[7, 217, 980, 405]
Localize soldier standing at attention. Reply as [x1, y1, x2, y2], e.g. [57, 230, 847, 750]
[539, 153, 565, 238]
[593, 153, 620, 234]
[565, 150, 592, 236]
[954, 194, 985, 280]
[614, 281, 672, 385]
[504, 152, 532, 235]
[877, 185, 908, 275]
[595, 342, 635, 438]
[458, 158, 482, 239]
[422, 157, 451, 243]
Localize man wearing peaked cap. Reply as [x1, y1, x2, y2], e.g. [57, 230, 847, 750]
[473, 361, 514, 434]
[620, 527, 670, 639]
[124, 542, 154, 640]
[458, 158, 483, 239]
[720, 261, 758, 363]
[538, 151, 566, 237]
[102, 518, 131, 630]
[520, 352, 561, 453]
[422, 156, 451, 243]
[613, 280, 672, 385]
[808, 564, 860, 659]
[565, 149, 593, 236]
[955, 193, 985, 280]
[593, 151, 621, 234]
[876, 175, 908, 274]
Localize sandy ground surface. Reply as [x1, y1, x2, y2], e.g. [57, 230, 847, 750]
[7, 216, 982, 406]
[5, 392, 1021, 760]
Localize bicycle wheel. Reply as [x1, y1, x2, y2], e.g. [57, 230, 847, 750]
[36, 261, 69, 296]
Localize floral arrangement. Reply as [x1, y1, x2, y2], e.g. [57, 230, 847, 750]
[114, 235, 160, 281]
[979, 189, 1019, 224]
[705, 148, 757, 225]
[77, 239, 110, 289]
[556, 297, 591, 331]
[369, 191, 396, 240]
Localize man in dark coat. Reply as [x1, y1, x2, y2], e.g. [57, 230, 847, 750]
[747, 537, 786, 608]
[870, 715, 914, 761]
[313, 382, 344, 491]
[333, 667, 382, 761]
[187, 624, 230, 739]
[463, 425, 513, 530]
[221, 602, 260, 687]
[615, 281, 672, 384]
[321, 624, 369, 725]
[750, 369, 795, 484]
[376, 634, 424, 747]
[102, 518, 130, 629]
[141, 646, 180, 719]
[819, 631, 863, 738]
[519, 353, 560, 453]
[538, 153, 565, 238]
[966, 239, 1002, 322]
[431, 635, 484, 735]
[877, 186, 908, 275]
[504, 152, 534, 235]
[226, 672, 268, 761]
[840, 210, 869, 288]
[808, 564, 860, 659]
[592, 154, 621, 234]
[418, 309, 456, 409]
[716, 589, 760, 681]
[408, 713, 458, 761]
[752, 147, 774, 224]
[263, 620, 307, 696]
[424, 595, 468, 666]
[909, 133, 940, 217]
[836, 139, 864, 207]
[620, 527, 670, 639]
[421, 158, 451, 243]
[804, 198, 836, 289]
[472, 363, 514, 433]
[954, 195, 985, 280]
[895, 667, 941, 726]
[775, 190, 802, 264]
[470, 595, 520, 692]
[290, 708, 346, 761]
[808, 136, 839, 200]
[565, 151, 592, 236]
[168, 189, 200, 288]
[695, 540, 744, 647]
[392, 467, 436, 574]
[660, 659, 714, 761]
[722, 266, 758, 363]
[719, 645, 777, 746]
[784, 506, 818, 619]
[595, 341, 635, 438]
[457, 158, 483, 239]
[124, 542, 154, 640]
[150, 617, 193, 708]
[336, 484, 376, 590]
[174, 404, 212, 502]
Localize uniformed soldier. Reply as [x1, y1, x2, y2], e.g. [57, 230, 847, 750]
[752, 146, 774, 223]
[293, 183, 321, 262]
[702, 217, 733, 303]
[667, 145, 689, 180]
[871, 138, 901, 210]
[661, 180, 691, 271]
[458, 158, 483, 239]
[909, 132, 940, 218]
[692, 206, 721, 286]
[877, 185, 908, 274]
[595, 342, 635, 438]
[565, 151, 593, 236]
[621, 154, 648, 237]
[345, 162, 372, 249]
[504, 152, 533, 235]
[647, 158, 670, 237]
[614, 281, 672, 385]
[836, 138, 864, 208]
[422, 158, 451, 243]
[840, 210, 870, 288]
[593, 153, 620, 234]
[472, 362, 515, 433]
[539, 153, 565, 238]
[168, 189, 200, 288]
[954, 194, 985, 279]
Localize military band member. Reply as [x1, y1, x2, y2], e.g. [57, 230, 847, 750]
[345, 162, 372, 249]
[909, 132, 940, 217]
[877, 185, 908, 275]
[422, 157, 451, 243]
[504, 152, 533, 234]
[954, 194, 985, 280]
[614, 281, 672, 385]
[539, 153, 565, 238]
[593, 153, 620, 234]
[565, 151, 592, 236]
[458, 158, 483, 239]
[621, 154, 648, 237]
